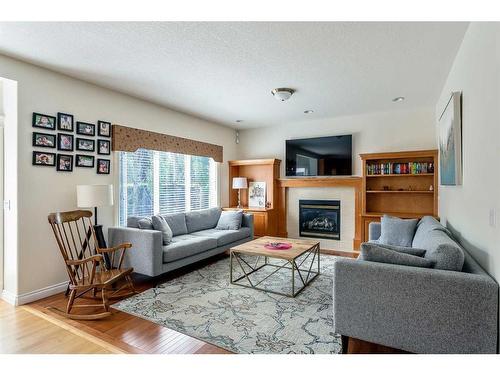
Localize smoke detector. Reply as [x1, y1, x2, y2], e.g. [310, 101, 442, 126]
[271, 88, 295, 102]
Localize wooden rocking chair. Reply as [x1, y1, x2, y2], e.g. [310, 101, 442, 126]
[48, 210, 137, 320]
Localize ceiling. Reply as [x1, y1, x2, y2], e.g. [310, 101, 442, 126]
[0, 22, 468, 129]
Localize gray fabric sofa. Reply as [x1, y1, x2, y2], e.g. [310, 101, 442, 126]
[332, 216, 499, 354]
[108, 208, 253, 277]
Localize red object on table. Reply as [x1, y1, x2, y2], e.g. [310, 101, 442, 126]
[264, 242, 292, 250]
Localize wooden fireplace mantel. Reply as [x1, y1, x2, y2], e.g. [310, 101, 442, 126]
[277, 177, 363, 250]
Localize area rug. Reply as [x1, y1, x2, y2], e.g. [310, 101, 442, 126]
[112, 254, 342, 354]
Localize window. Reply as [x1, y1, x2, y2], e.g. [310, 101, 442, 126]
[119, 149, 217, 226]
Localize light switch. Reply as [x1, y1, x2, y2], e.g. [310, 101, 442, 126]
[3, 200, 10, 211]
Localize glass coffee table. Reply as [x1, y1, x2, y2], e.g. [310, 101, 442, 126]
[229, 236, 320, 297]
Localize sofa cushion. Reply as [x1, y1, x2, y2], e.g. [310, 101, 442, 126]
[162, 235, 217, 263]
[215, 210, 243, 230]
[127, 216, 145, 228]
[370, 241, 426, 257]
[412, 216, 451, 248]
[379, 215, 418, 247]
[190, 227, 251, 247]
[421, 231, 465, 271]
[185, 207, 222, 233]
[152, 215, 173, 245]
[137, 217, 153, 230]
[359, 242, 435, 268]
[162, 213, 188, 236]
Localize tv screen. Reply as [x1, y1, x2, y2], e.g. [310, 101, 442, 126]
[286, 135, 352, 176]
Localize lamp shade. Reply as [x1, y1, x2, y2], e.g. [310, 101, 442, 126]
[232, 177, 248, 189]
[77, 184, 114, 208]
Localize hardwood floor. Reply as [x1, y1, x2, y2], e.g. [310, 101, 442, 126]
[0, 300, 112, 354]
[10, 252, 400, 354]
[26, 254, 230, 354]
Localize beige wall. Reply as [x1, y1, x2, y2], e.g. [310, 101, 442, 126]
[0, 54, 237, 297]
[237, 107, 437, 176]
[435, 23, 500, 292]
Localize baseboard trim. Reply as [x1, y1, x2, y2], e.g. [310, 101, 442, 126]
[1, 289, 17, 305]
[2, 281, 68, 306]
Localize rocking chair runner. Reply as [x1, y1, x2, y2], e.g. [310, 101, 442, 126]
[48, 210, 137, 320]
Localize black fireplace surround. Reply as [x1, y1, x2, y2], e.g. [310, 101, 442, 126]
[299, 200, 340, 240]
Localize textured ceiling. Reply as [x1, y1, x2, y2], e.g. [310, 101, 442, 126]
[0, 22, 468, 128]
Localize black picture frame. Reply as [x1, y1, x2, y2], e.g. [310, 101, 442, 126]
[97, 139, 111, 155]
[98, 121, 111, 137]
[76, 137, 95, 152]
[97, 159, 110, 174]
[56, 154, 74, 172]
[32, 132, 56, 148]
[32, 151, 56, 166]
[57, 133, 74, 151]
[32, 112, 56, 130]
[76, 121, 96, 136]
[75, 154, 95, 168]
[57, 112, 74, 132]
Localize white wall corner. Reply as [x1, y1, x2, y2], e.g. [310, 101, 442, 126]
[2, 281, 68, 306]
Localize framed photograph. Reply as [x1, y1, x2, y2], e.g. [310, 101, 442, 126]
[32, 132, 56, 148]
[248, 181, 266, 208]
[57, 154, 73, 172]
[76, 138, 95, 152]
[98, 121, 111, 137]
[97, 139, 110, 155]
[97, 159, 110, 174]
[75, 154, 95, 168]
[76, 121, 96, 136]
[32, 151, 56, 166]
[57, 133, 74, 151]
[57, 112, 74, 132]
[438, 91, 462, 185]
[32, 112, 56, 130]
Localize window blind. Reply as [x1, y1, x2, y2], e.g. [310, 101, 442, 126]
[119, 149, 217, 226]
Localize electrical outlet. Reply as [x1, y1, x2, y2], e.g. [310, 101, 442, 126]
[489, 208, 497, 228]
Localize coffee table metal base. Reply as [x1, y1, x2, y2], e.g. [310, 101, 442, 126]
[230, 243, 320, 298]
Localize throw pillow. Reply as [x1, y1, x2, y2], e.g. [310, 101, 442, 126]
[372, 242, 426, 257]
[137, 217, 153, 230]
[379, 215, 418, 247]
[216, 210, 243, 230]
[359, 242, 434, 268]
[152, 215, 173, 245]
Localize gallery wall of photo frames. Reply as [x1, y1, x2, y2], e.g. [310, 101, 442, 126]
[31, 112, 111, 174]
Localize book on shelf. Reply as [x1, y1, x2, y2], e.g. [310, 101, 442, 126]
[366, 161, 434, 176]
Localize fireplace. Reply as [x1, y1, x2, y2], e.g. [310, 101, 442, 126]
[299, 200, 340, 240]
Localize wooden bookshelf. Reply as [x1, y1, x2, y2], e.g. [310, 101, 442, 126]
[360, 150, 439, 242]
[225, 159, 281, 237]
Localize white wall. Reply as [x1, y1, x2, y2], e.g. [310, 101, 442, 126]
[0, 54, 237, 299]
[436, 23, 500, 291]
[237, 107, 437, 176]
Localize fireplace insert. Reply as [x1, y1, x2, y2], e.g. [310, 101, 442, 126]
[299, 200, 340, 240]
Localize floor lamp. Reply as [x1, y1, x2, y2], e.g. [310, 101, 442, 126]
[77, 184, 114, 266]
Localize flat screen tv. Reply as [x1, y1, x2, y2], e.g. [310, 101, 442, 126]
[286, 135, 352, 177]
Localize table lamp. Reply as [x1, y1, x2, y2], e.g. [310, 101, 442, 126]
[232, 177, 248, 208]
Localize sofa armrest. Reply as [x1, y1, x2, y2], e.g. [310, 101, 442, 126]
[242, 213, 254, 239]
[368, 221, 381, 241]
[332, 257, 498, 353]
[108, 227, 163, 277]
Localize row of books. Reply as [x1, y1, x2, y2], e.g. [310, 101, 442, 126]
[367, 162, 434, 175]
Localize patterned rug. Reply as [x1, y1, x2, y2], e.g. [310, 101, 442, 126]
[113, 254, 342, 354]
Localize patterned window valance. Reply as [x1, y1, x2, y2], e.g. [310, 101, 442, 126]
[112, 124, 223, 162]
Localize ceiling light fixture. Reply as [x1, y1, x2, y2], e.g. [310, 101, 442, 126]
[392, 96, 405, 102]
[271, 88, 295, 102]
[236, 120, 243, 123]
[304, 110, 314, 114]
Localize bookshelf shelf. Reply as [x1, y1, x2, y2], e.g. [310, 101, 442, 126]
[360, 150, 439, 242]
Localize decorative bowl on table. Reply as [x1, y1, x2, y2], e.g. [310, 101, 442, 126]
[264, 242, 292, 250]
